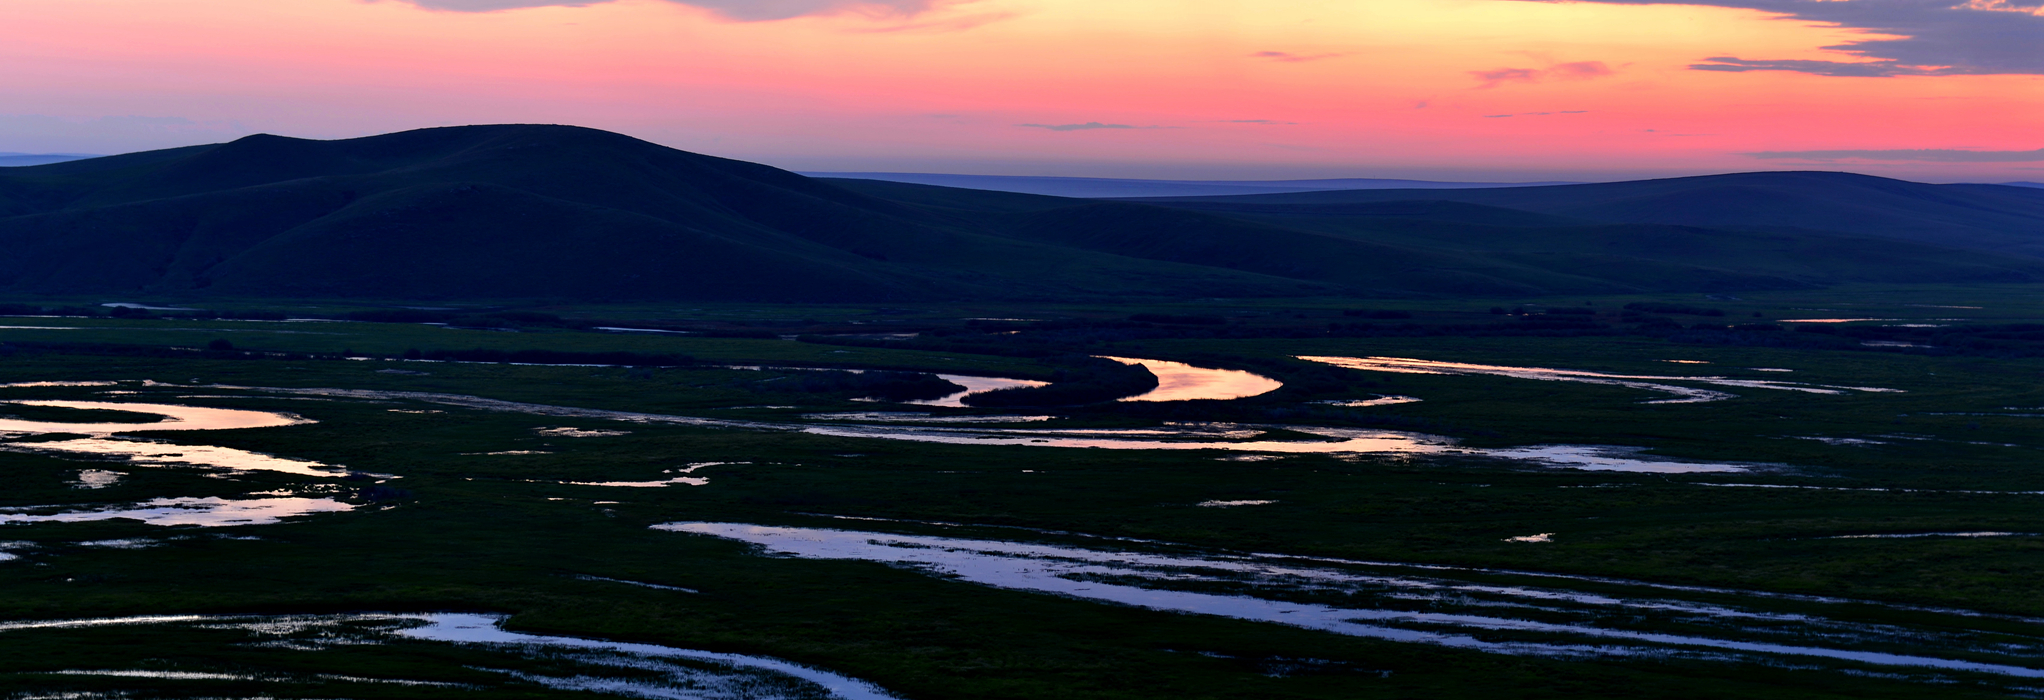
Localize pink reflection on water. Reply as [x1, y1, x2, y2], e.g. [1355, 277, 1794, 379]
[1098, 357, 1282, 402]
[0, 400, 308, 434]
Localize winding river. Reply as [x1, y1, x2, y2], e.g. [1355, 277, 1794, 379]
[0, 612, 898, 700]
[663, 521, 2044, 681]
[1300, 356, 1902, 404]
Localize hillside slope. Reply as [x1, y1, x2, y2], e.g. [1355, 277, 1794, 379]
[4, 126, 2041, 302]
[1127, 172, 2044, 257]
[0, 126, 1340, 301]
[832, 178, 2044, 294]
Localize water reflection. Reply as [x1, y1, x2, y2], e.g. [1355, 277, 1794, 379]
[564, 462, 740, 488]
[1098, 357, 1283, 402]
[904, 374, 1049, 408]
[177, 383, 1753, 473]
[794, 423, 1756, 472]
[0, 381, 119, 388]
[0, 542, 31, 562]
[0, 400, 309, 434]
[69, 469, 123, 489]
[0, 613, 898, 700]
[400, 613, 899, 700]
[1300, 356, 1901, 404]
[802, 412, 1055, 424]
[664, 522, 2044, 680]
[1826, 532, 2033, 540]
[0, 395, 364, 537]
[1313, 396, 1422, 408]
[1480, 445, 1755, 474]
[3, 438, 344, 477]
[0, 496, 353, 527]
[537, 427, 632, 438]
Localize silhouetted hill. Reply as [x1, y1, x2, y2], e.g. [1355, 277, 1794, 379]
[0, 153, 100, 168]
[0, 126, 1342, 301]
[831, 177, 2044, 294]
[1129, 172, 2044, 257]
[800, 172, 1577, 198]
[3, 127, 2042, 302]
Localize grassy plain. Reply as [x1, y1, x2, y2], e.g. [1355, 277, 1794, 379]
[2, 286, 2043, 698]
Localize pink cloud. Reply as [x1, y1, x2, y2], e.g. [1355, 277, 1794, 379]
[383, 0, 959, 22]
[1252, 51, 1347, 63]
[1471, 61, 1615, 88]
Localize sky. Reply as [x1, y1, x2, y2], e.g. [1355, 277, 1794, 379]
[2, 0, 2039, 182]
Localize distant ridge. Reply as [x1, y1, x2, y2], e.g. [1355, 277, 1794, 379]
[0, 153, 100, 167]
[2005, 182, 2044, 189]
[801, 172, 1578, 199]
[2, 124, 2040, 302]
[1128, 171, 2044, 258]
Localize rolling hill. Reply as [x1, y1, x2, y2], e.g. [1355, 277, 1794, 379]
[2, 125, 2041, 302]
[1126, 171, 2044, 257]
[0, 153, 100, 168]
[795, 172, 1578, 198]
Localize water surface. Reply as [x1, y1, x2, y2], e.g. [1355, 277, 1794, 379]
[400, 613, 899, 699]
[903, 374, 1049, 408]
[802, 412, 1055, 424]
[3, 438, 342, 477]
[795, 422, 1757, 472]
[1099, 356, 1283, 402]
[0, 400, 308, 434]
[0, 497, 353, 527]
[1314, 396, 1422, 408]
[1300, 356, 1900, 404]
[69, 469, 123, 489]
[565, 462, 739, 488]
[148, 382, 1756, 473]
[0, 612, 897, 700]
[664, 522, 2044, 680]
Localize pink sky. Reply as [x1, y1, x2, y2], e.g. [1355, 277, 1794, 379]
[1, 0, 2039, 181]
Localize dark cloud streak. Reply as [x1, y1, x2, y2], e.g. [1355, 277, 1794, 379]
[1747, 147, 2044, 163]
[1019, 122, 1138, 132]
[1512, 0, 2044, 76]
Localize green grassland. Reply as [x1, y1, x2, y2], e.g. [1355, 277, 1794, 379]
[3, 286, 2044, 698]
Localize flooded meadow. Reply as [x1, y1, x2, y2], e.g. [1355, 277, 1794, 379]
[0, 322, 2038, 699]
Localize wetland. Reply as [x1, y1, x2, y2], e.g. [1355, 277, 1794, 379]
[4, 286, 2044, 699]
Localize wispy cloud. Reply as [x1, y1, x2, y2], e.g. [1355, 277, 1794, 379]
[1251, 51, 1346, 63]
[1692, 58, 1930, 77]
[1505, 0, 2044, 76]
[1019, 122, 1138, 132]
[1482, 110, 1591, 118]
[1470, 61, 1614, 88]
[379, 0, 962, 22]
[1746, 147, 2044, 163]
[850, 11, 1016, 33]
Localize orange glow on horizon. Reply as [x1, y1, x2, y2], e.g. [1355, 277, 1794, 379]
[0, 0, 2036, 181]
